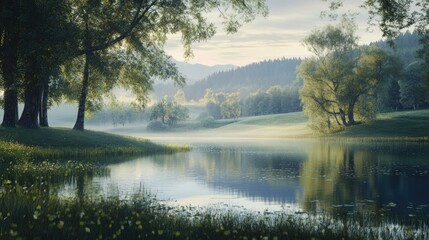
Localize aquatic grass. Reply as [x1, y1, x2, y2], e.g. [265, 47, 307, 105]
[1, 187, 429, 240]
[1, 160, 110, 186]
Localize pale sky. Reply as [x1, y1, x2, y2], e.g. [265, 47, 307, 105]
[165, 0, 384, 67]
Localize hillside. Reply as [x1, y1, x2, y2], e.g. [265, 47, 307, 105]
[184, 58, 302, 100]
[151, 60, 237, 100]
[151, 58, 302, 101]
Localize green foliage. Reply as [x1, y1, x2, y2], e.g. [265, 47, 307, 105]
[206, 101, 222, 119]
[220, 93, 241, 119]
[174, 89, 187, 104]
[242, 85, 301, 116]
[204, 91, 241, 119]
[200, 116, 216, 128]
[185, 58, 302, 100]
[399, 61, 429, 110]
[149, 96, 189, 127]
[299, 19, 403, 133]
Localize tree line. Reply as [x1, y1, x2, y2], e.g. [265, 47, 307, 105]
[184, 58, 302, 100]
[0, 0, 267, 130]
[201, 84, 301, 120]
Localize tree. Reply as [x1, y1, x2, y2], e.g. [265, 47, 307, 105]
[325, 1, 429, 102]
[399, 61, 428, 110]
[387, 80, 402, 111]
[149, 96, 189, 127]
[299, 19, 400, 132]
[299, 18, 358, 131]
[68, 0, 267, 130]
[1, 0, 77, 128]
[220, 93, 241, 119]
[174, 89, 187, 104]
[206, 102, 222, 119]
[1, 0, 20, 127]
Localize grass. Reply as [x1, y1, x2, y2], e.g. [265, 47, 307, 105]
[1, 183, 428, 240]
[0, 127, 190, 161]
[332, 110, 429, 139]
[0, 126, 175, 148]
[141, 110, 428, 140]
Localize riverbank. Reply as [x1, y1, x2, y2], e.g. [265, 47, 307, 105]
[0, 127, 190, 161]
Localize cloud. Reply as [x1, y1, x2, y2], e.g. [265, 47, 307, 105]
[165, 0, 383, 66]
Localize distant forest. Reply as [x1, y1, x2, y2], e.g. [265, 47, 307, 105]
[184, 58, 302, 100]
[372, 30, 419, 65]
[152, 58, 302, 100]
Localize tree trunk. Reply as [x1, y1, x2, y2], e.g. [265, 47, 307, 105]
[327, 116, 331, 129]
[18, 79, 42, 129]
[1, 3, 19, 128]
[339, 108, 348, 126]
[73, 53, 90, 130]
[2, 89, 18, 127]
[39, 76, 50, 127]
[347, 105, 356, 125]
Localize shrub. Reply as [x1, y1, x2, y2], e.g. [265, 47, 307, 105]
[200, 116, 216, 128]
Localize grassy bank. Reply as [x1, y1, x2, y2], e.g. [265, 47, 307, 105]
[0, 127, 190, 161]
[332, 110, 429, 140]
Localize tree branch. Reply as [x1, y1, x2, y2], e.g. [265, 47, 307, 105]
[78, 0, 158, 55]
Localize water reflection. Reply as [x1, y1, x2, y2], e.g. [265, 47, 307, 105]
[301, 142, 429, 217]
[77, 140, 429, 218]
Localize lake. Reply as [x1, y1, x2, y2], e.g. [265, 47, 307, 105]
[69, 138, 429, 219]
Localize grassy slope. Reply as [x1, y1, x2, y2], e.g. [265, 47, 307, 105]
[333, 110, 429, 138]
[0, 126, 159, 147]
[212, 109, 429, 139]
[207, 111, 314, 138]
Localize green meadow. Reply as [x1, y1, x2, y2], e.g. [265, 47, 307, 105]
[125, 109, 429, 141]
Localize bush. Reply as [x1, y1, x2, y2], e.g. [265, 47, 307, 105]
[200, 116, 216, 128]
[147, 121, 167, 131]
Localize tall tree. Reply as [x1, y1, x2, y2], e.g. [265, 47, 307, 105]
[299, 18, 358, 130]
[299, 19, 401, 133]
[69, 0, 268, 130]
[326, 0, 429, 101]
[0, 0, 19, 127]
[12, 0, 77, 128]
[399, 61, 427, 110]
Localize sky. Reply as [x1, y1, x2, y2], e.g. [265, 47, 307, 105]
[165, 0, 384, 67]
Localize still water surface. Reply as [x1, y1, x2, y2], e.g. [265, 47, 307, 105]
[75, 139, 429, 218]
